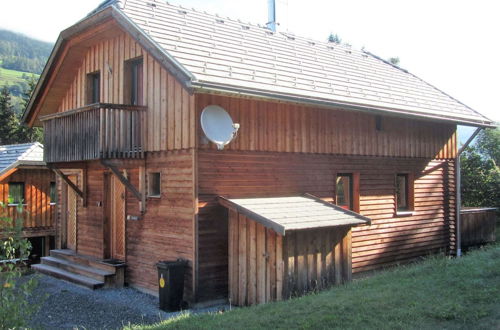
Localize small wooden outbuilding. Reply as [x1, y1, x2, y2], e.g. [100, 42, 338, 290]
[219, 194, 370, 306]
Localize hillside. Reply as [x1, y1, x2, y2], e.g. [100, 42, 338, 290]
[0, 29, 52, 74]
[0, 29, 52, 113]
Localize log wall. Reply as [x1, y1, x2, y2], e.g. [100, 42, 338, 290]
[0, 168, 55, 232]
[57, 28, 195, 152]
[196, 94, 457, 159]
[197, 150, 456, 300]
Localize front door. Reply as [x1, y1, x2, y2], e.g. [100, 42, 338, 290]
[109, 174, 126, 261]
[66, 175, 78, 251]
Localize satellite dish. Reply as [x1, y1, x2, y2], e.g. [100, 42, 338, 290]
[201, 105, 240, 150]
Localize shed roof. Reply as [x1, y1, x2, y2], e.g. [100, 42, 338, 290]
[0, 143, 45, 179]
[218, 194, 370, 236]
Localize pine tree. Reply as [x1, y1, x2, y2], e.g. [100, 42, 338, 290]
[0, 86, 19, 145]
[16, 75, 43, 143]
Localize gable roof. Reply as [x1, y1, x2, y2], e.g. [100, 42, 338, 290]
[24, 0, 494, 127]
[219, 194, 370, 235]
[0, 143, 45, 180]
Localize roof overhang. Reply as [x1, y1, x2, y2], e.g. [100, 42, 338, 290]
[190, 81, 496, 128]
[0, 160, 47, 181]
[218, 194, 371, 236]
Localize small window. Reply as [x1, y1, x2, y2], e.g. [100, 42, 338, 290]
[124, 58, 143, 105]
[49, 182, 57, 204]
[148, 172, 161, 198]
[336, 174, 353, 210]
[8, 182, 24, 205]
[86, 72, 100, 104]
[395, 173, 414, 213]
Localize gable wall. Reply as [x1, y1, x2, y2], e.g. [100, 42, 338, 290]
[56, 29, 195, 152]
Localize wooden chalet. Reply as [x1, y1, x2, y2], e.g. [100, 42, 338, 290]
[23, 0, 494, 305]
[0, 143, 55, 257]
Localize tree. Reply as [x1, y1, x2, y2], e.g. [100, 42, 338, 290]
[461, 127, 500, 209]
[16, 75, 43, 144]
[0, 86, 20, 145]
[327, 33, 342, 44]
[388, 57, 400, 66]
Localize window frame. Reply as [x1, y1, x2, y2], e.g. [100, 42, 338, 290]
[86, 71, 100, 105]
[147, 172, 161, 198]
[395, 173, 415, 215]
[8, 182, 25, 206]
[49, 181, 57, 205]
[334, 172, 360, 213]
[124, 57, 144, 106]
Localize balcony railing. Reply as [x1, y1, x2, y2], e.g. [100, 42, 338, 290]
[41, 103, 146, 162]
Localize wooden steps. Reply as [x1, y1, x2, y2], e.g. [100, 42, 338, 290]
[32, 249, 126, 289]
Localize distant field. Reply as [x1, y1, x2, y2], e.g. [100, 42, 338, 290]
[0, 65, 38, 87]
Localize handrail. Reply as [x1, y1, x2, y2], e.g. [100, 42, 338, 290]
[39, 103, 147, 121]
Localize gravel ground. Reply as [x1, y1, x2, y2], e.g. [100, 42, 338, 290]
[28, 274, 228, 329]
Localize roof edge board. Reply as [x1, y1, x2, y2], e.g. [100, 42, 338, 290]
[303, 193, 371, 225]
[191, 81, 496, 128]
[23, 4, 197, 126]
[22, 6, 116, 126]
[109, 5, 196, 88]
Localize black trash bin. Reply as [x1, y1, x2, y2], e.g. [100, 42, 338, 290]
[156, 259, 188, 311]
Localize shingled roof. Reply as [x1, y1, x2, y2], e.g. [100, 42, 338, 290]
[219, 194, 370, 235]
[118, 0, 492, 127]
[24, 0, 494, 127]
[0, 143, 45, 179]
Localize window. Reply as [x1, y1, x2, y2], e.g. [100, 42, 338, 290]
[148, 172, 161, 197]
[86, 72, 100, 104]
[49, 182, 57, 204]
[396, 173, 414, 213]
[124, 58, 143, 105]
[8, 182, 24, 205]
[396, 174, 408, 211]
[336, 174, 353, 210]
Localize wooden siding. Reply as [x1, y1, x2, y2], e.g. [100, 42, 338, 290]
[196, 94, 457, 159]
[283, 227, 351, 299]
[197, 150, 456, 300]
[54, 150, 196, 299]
[0, 168, 55, 232]
[57, 29, 195, 152]
[228, 211, 283, 306]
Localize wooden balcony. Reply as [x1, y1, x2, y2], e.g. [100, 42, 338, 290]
[41, 103, 146, 163]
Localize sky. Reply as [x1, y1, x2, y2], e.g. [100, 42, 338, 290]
[1, 0, 499, 135]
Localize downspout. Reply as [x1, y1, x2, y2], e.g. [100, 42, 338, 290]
[455, 127, 483, 257]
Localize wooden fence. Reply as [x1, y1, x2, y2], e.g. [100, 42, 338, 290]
[460, 208, 497, 247]
[41, 103, 146, 162]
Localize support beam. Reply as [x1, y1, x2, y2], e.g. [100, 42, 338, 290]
[101, 160, 145, 213]
[49, 166, 84, 200]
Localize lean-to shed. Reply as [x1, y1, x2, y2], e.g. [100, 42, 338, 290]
[219, 195, 370, 305]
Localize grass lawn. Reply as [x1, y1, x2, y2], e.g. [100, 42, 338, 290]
[131, 241, 500, 330]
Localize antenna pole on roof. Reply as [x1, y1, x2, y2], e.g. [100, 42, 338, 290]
[267, 0, 277, 32]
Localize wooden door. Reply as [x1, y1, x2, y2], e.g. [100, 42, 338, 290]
[66, 176, 77, 251]
[110, 175, 126, 260]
